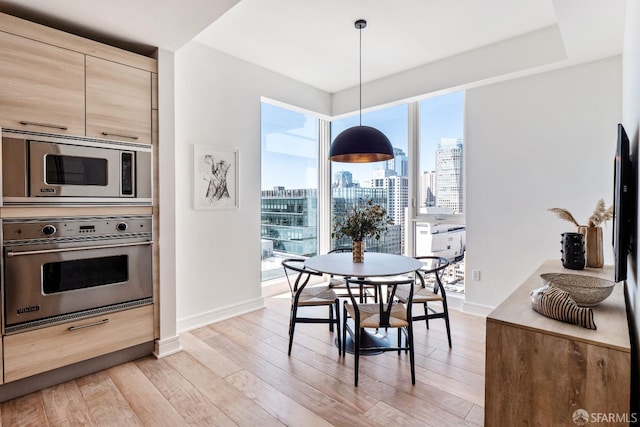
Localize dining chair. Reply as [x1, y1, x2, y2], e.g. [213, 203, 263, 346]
[395, 256, 453, 347]
[282, 258, 341, 356]
[342, 275, 418, 386]
[327, 247, 378, 303]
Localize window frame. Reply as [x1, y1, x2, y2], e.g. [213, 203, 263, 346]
[261, 92, 466, 281]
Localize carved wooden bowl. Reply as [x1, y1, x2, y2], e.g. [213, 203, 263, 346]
[539, 273, 615, 307]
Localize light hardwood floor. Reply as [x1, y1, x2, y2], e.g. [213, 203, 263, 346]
[0, 294, 486, 426]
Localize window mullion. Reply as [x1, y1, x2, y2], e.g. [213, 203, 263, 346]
[407, 101, 419, 256]
[318, 119, 331, 255]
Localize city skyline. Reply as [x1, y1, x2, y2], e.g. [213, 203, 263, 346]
[261, 91, 464, 191]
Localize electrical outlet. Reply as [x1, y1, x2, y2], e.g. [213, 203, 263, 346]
[472, 270, 481, 281]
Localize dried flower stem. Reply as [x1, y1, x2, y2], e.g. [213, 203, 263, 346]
[548, 198, 613, 228]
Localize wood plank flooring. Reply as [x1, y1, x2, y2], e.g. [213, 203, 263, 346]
[0, 294, 486, 426]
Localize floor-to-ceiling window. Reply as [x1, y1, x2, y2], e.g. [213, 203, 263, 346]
[330, 104, 409, 254]
[260, 102, 319, 281]
[416, 91, 466, 293]
[260, 93, 466, 289]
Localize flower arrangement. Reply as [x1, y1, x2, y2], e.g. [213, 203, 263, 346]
[547, 198, 613, 228]
[332, 198, 393, 242]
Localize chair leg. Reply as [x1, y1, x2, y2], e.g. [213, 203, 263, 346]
[424, 302, 430, 329]
[329, 305, 334, 332]
[335, 299, 342, 356]
[397, 325, 402, 355]
[342, 305, 348, 356]
[443, 301, 452, 348]
[354, 327, 361, 387]
[408, 324, 415, 385]
[288, 306, 297, 356]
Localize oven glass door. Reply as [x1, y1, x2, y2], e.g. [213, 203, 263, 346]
[43, 254, 129, 293]
[29, 140, 124, 197]
[4, 240, 152, 326]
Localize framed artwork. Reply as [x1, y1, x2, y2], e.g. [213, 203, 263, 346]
[193, 145, 239, 210]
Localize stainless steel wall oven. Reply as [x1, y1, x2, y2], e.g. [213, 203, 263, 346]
[2, 215, 153, 334]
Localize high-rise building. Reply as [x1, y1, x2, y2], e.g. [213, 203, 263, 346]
[333, 170, 355, 188]
[261, 188, 318, 257]
[261, 186, 401, 258]
[420, 170, 437, 208]
[331, 186, 401, 254]
[436, 138, 464, 213]
[370, 169, 408, 254]
[386, 147, 408, 177]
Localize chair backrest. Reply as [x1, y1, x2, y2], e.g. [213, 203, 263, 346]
[345, 276, 421, 328]
[415, 256, 450, 296]
[328, 246, 352, 253]
[282, 258, 322, 295]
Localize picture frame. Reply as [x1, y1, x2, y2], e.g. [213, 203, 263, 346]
[193, 145, 239, 210]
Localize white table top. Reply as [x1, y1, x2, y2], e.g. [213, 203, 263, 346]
[304, 252, 422, 277]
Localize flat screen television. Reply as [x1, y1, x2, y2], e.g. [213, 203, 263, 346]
[613, 123, 634, 282]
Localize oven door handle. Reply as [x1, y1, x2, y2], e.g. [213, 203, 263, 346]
[5, 241, 153, 257]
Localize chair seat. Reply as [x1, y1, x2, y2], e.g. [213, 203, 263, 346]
[344, 302, 408, 328]
[396, 284, 444, 304]
[329, 277, 347, 287]
[295, 285, 338, 306]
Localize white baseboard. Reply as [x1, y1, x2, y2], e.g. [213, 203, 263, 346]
[461, 300, 494, 317]
[262, 279, 290, 297]
[153, 335, 182, 359]
[176, 297, 265, 334]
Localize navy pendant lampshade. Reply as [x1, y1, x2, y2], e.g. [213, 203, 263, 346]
[328, 19, 394, 163]
[329, 125, 394, 163]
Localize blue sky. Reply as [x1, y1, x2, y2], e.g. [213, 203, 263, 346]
[261, 91, 464, 190]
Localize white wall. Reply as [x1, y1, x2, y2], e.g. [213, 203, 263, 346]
[155, 49, 181, 357]
[174, 42, 330, 331]
[622, 0, 640, 410]
[464, 56, 622, 310]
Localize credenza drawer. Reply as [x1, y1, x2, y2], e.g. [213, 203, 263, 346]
[3, 304, 153, 383]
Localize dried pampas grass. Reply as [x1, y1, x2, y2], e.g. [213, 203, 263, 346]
[547, 208, 580, 227]
[587, 198, 613, 227]
[548, 198, 613, 228]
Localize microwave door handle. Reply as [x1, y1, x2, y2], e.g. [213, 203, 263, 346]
[5, 241, 153, 257]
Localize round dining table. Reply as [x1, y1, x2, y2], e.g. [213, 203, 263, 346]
[304, 252, 423, 278]
[304, 252, 423, 354]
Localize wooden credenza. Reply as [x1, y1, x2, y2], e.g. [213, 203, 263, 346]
[485, 260, 631, 426]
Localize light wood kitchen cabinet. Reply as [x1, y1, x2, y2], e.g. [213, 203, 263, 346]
[0, 30, 85, 135]
[0, 11, 159, 390]
[485, 261, 630, 426]
[3, 305, 154, 383]
[86, 56, 152, 144]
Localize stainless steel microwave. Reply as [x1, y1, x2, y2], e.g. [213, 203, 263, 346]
[2, 130, 152, 205]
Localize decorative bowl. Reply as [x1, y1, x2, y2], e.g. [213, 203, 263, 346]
[539, 273, 615, 307]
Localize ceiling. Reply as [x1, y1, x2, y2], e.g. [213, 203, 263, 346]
[0, 0, 627, 93]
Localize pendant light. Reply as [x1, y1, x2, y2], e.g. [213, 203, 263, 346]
[329, 19, 394, 163]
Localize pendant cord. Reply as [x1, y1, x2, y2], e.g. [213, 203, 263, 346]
[359, 25, 362, 126]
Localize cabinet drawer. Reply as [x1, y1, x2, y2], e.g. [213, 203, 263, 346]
[0, 31, 85, 135]
[4, 305, 153, 383]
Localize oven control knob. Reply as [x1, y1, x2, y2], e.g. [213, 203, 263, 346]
[116, 222, 128, 231]
[42, 225, 56, 236]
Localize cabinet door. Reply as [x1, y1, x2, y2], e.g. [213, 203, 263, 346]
[86, 56, 152, 144]
[3, 305, 154, 382]
[0, 31, 85, 135]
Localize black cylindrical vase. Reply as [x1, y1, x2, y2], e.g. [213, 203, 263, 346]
[561, 232, 585, 270]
